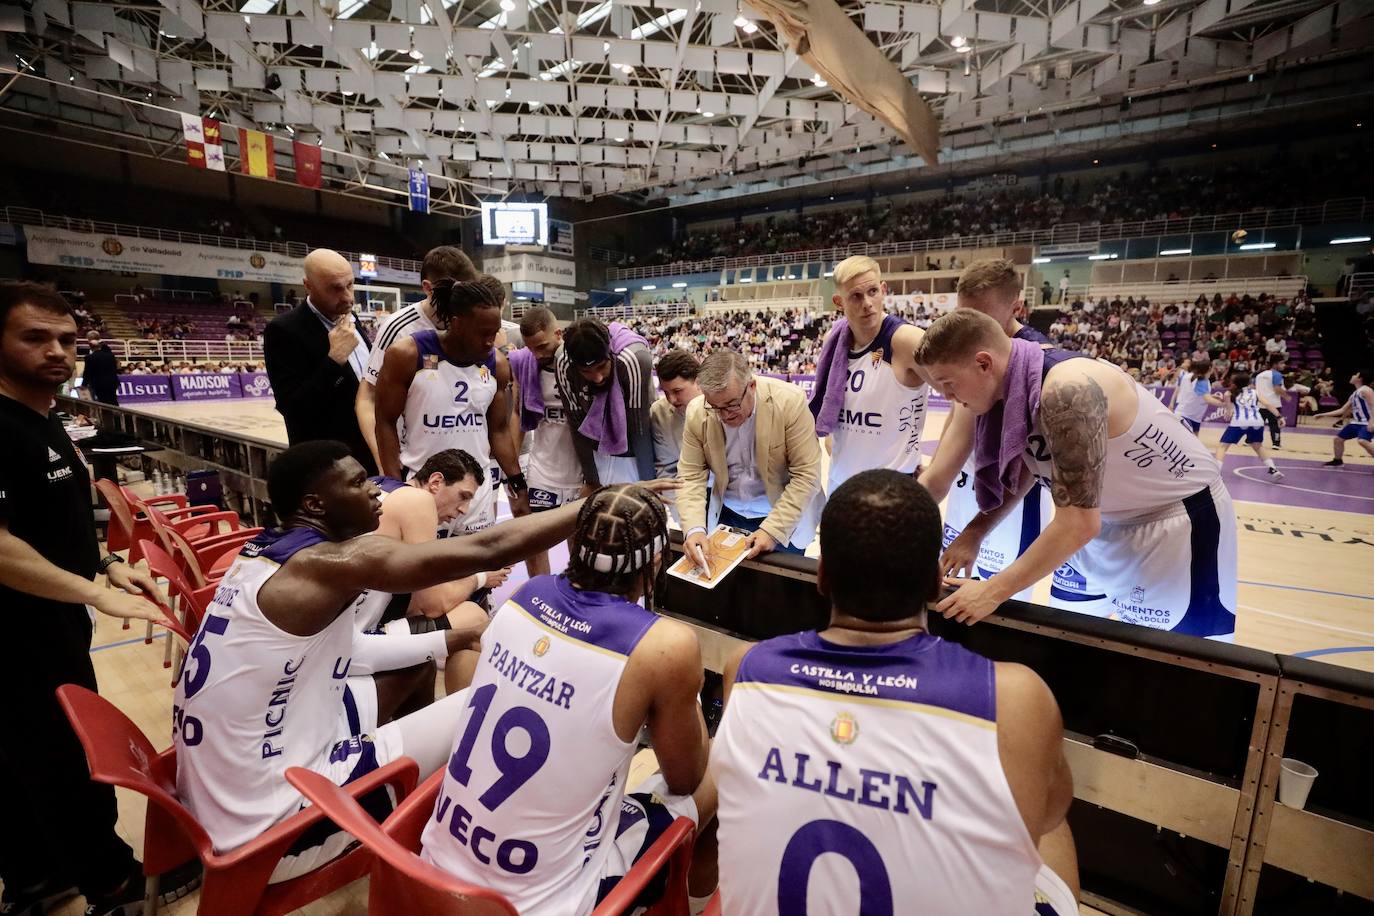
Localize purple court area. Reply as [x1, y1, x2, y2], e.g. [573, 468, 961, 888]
[1221, 458, 1374, 512]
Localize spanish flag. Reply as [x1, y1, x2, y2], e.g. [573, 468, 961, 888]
[238, 128, 276, 179]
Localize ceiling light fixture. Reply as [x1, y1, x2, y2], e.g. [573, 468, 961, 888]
[703, 110, 714, 117]
[950, 35, 966, 47]
[957, 43, 972, 53]
[742, 21, 757, 32]
[500, 0, 516, 10]
[733, 14, 748, 27]
[409, 49, 423, 59]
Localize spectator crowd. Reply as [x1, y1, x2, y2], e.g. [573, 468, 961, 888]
[641, 146, 1368, 267]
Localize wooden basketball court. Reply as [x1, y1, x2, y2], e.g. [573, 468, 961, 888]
[52, 397, 1371, 915]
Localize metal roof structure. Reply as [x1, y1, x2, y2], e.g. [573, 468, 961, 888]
[1, 0, 1370, 214]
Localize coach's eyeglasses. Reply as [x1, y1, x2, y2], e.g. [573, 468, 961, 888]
[704, 379, 755, 417]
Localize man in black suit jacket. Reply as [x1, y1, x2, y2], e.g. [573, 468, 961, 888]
[82, 332, 120, 405]
[264, 248, 377, 473]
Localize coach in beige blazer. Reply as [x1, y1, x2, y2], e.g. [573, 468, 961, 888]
[679, 349, 822, 563]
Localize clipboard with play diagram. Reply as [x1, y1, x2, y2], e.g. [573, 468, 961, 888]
[668, 524, 751, 589]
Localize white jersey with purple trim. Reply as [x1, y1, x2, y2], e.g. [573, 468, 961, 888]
[712, 631, 1050, 916]
[420, 575, 661, 915]
[400, 330, 501, 532]
[1024, 356, 1221, 523]
[174, 528, 376, 855]
[827, 315, 928, 492]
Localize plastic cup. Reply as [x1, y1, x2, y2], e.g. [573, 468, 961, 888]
[1278, 758, 1318, 809]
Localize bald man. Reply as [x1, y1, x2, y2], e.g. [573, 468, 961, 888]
[264, 249, 377, 472]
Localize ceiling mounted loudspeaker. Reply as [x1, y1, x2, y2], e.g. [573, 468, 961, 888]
[266, 73, 282, 91]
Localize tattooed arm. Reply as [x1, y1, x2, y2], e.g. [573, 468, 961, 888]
[936, 374, 1107, 625]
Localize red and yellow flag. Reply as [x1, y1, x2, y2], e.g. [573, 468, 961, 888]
[238, 128, 276, 179]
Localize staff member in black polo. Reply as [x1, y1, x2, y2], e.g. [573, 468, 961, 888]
[0, 281, 168, 916]
[263, 248, 376, 473]
[82, 331, 120, 405]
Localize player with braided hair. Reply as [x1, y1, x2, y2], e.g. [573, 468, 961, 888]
[565, 482, 672, 611]
[375, 272, 532, 540]
[422, 483, 719, 913]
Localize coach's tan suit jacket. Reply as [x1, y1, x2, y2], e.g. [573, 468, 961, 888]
[677, 375, 822, 546]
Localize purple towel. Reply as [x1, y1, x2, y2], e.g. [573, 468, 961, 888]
[507, 346, 543, 433]
[578, 322, 648, 455]
[973, 337, 1046, 513]
[808, 317, 852, 436]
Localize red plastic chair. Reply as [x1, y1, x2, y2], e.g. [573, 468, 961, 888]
[139, 540, 212, 676]
[96, 479, 225, 636]
[56, 685, 419, 916]
[286, 767, 697, 915]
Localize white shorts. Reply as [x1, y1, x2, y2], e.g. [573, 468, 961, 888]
[528, 478, 583, 513]
[1048, 480, 1237, 639]
[270, 678, 401, 882]
[1034, 864, 1077, 915]
[590, 774, 699, 910]
[595, 452, 645, 485]
[943, 466, 1050, 602]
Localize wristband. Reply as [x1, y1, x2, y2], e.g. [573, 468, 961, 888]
[474, 571, 488, 589]
[505, 472, 528, 494]
[98, 555, 125, 573]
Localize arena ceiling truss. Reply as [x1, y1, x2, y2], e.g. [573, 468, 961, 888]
[0, 0, 1370, 212]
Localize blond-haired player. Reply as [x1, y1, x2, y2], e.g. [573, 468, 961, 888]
[811, 256, 929, 493]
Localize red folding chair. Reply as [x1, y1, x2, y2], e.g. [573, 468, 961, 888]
[286, 767, 696, 916]
[56, 685, 419, 916]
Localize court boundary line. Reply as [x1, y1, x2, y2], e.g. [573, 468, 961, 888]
[1237, 605, 1374, 641]
[1232, 466, 1374, 502]
[1293, 645, 1374, 658]
[91, 631, 168, 653]
[1238, 580, 1374, 602]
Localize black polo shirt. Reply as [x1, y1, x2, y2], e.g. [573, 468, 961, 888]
[0, 393, 100, 629]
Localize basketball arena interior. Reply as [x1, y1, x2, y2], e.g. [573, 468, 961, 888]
[1, 0, 1373, 913]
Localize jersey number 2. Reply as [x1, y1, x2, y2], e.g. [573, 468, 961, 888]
[778, 819, 893, 916]
[453, 380, 470, 404]
[448, 683, 551, 810]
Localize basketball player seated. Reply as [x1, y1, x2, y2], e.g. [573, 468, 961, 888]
[173, 440, 584, 884]
[365, 450, 511, 623]
[918, 309, 1238, 640]
[421, 484, 719, 915]
[711, 470, 1078, 915]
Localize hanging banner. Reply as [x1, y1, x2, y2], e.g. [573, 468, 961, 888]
[483, 251, 576, 287]
[548, 218, 574, 257]
[408, 167, 430, 213]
